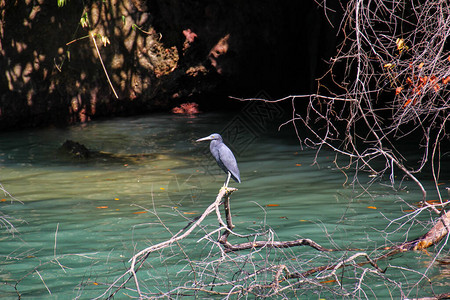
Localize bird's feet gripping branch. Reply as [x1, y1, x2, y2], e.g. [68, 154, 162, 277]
[196, 133, 241, 190]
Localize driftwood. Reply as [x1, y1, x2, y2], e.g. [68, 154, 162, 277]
[97, 188, 450, 299]
[58, 140, 157, 163]
[215, 194, 450, 297]
[398, 210, 450, 251]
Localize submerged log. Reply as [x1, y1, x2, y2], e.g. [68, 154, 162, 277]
[58, 139, 157, 163]
[59, 140, 91, 159]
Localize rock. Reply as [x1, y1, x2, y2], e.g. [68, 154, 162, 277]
[59, 140, 91, 159]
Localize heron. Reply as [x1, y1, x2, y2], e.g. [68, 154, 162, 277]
[196, 133, 241, 188]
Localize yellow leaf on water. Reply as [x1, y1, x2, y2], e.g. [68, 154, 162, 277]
[367, 206, 377, 209]
[96, 206, 108, 209]
[425, 199, 440, 205]
[183, 212, 197, 215]
[160, 187, 165, 190]
[320, 279, 337, 284]
[132, 211, 147, 214]
[266, 204, 279, 207]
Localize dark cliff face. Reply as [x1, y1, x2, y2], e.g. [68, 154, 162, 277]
[0, 0, 340, 129]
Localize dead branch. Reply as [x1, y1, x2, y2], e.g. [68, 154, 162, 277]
[397, 210, 450, 251]
[96, 187, 237, 299]
[94, 182, 450, 299]
[98, 185, 372, 299]
[405, 293, 450, 300]
[90, 32, 118, 99]
[220, 237, 342, 253]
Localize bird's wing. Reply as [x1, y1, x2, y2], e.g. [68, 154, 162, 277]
[217, 144, 240, 183]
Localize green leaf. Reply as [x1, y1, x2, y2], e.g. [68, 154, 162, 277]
[57, 0, 67, 7]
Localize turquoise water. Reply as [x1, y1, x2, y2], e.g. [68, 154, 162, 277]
[0, 113, 448, 299]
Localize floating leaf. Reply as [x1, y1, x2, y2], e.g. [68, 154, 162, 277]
[114, 197, 119, 201]
[96, 206, 108, 209]
[295, 163, 302, 166]
[266, 204, 279, 207]
[183, 212, 197, 214]
[367, 206, 377, 210]
[320, 279, 337, 284]
[414, 199, 442, 209]
[0, 199, 6, 202]
[426, 199, 441, 204]
[133, 211, 147, 214]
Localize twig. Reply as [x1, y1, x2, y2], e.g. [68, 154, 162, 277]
[35, 270, 51, 295]
[90, 32, 119, 99]
[97, 188, 237, 299]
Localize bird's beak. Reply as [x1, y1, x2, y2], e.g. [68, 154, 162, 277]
[196, 136, 212, 142]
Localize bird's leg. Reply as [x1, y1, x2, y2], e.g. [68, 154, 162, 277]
[224, 171, 231, 189]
